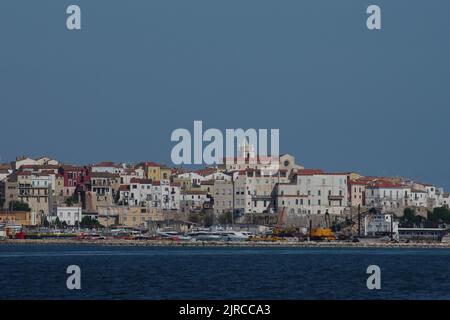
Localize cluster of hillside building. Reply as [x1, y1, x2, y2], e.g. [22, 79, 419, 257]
[0, 144, 449, 229]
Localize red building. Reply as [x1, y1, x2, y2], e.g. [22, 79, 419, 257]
[59, 165, 91, 188]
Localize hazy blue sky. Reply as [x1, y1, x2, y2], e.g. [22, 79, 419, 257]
[0, 1, 449, 189]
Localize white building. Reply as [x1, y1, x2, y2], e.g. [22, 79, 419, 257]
[204, 172, 232, 182]
[119, 167, 145, 185]
[14, 156, 58, 170]
[0, 169, 12, 182]
[55, 207, 82, 226]
[35, 157, 59, 166]
[410, 189, 428, 207]
[364, 214, 398, 237]
[365, 181, 411, 212]
[439, 193, 450, 207]
[277, 170, 349, 215]
[91, 162, 125, 175]
[129, 178, 153, 206]
[162, 182, 181, 210]
[234, 169, 290, 214]
[118, 185, 131, 205]
[180, 189, 210, 212]
[14, 157, 37, 170]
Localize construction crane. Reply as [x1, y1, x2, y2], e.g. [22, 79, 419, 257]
[272, 207, 298, 238]
[275, 207, 286, 230]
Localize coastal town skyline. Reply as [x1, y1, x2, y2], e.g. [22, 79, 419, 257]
[1, 149, 448, 191]
[1, 148, 449, 229]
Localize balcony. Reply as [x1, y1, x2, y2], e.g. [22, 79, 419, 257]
[251, 195, 272, 201]
[328, 195, 344, 201]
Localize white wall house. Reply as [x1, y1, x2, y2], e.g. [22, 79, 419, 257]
[118, 185, 130, 205]
[150, 181, 181, 210]
[276, 172, 349, 215]
[119, 168, 145, 185]
[410, 189, 428, 207]
[365, 183, 411, 212]
[161, 182, 181, 210]
[14, 157, 37, 170]
[92, 162, 125, 174]
[55, 207, 82, 226]
[180, 190, 210, 211]
[204, 172, 232, 181]
[129, 178, 152, 206]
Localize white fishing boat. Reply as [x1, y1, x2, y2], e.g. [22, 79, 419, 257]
[157, 231, 192, 241]
[188, 231, 222, 241]
[219, 231, 250, 241]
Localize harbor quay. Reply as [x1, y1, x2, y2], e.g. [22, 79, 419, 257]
[2, 237, 450, 249]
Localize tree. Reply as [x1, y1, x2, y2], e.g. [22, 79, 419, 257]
[187, 212, 200, 224]
[428, 206, 450, 224]
[218, 211, 233, 225]
[41, 216, 50, 228]
[54, 217, 62, 229]
[80, 216, 101, 229]
[65, 195, 78, 207]
[400, 208, 423, 227]
[200, 210, 215, 227]
[8, 201, 31, 212]
[0, 198, 4, 208]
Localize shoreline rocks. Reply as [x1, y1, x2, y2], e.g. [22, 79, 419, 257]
[1, 238, 450, 249]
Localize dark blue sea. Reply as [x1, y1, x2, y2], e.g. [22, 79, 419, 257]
[0, 245, 449, 300]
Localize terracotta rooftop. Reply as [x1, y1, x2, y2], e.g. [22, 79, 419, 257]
[130, 178, 153, 184]
[93, 161, 122, 168]
[297, 169, 325, 175]
[20, 164, 60, 170]
[119, 185, 130, 191]
[90, 172, 120, 178]
[366, 180, 407, 189]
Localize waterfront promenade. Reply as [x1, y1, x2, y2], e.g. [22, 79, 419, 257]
[1, 238, 450, 248]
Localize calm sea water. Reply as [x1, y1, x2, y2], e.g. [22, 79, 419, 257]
[0, 244, 449, 300]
